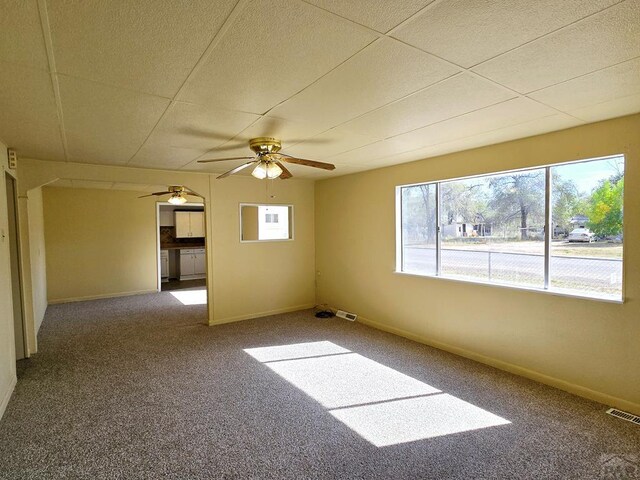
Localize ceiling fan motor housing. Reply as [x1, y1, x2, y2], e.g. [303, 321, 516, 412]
[249, 137, 282, 155]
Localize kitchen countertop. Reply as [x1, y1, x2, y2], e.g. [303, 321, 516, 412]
[161, 244, 205, 250]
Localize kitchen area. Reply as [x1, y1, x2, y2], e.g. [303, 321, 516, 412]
[158, 204, 206, 291]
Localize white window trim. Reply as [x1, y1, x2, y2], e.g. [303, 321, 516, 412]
[395, 154, 626, 303]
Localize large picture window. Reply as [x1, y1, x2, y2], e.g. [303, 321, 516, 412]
[397, 155, 624, 301]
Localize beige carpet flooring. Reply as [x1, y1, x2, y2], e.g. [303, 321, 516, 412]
[0, 291, 638, 479]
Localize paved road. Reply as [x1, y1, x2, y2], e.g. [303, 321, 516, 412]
[402, 247, 622, 294]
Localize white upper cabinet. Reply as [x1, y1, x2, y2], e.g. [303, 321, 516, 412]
[190, 212, 205, 238]
[175, 211, 205, 238]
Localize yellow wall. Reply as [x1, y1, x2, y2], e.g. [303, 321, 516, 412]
[27, 187, 47, 331]
[315, 114, 640, 413]
[210, 177, 315, 323]
[240, 205, 259, 241]
[0, 141, 17, 418]
[19, 159, 316, 324]
[43, 187, 159, 302]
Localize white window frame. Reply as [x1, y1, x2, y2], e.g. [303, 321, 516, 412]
[395, 154, 625, 303]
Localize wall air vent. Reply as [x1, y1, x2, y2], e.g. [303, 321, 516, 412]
[607, 408, 640, 425]
[336, 310, 357, 321]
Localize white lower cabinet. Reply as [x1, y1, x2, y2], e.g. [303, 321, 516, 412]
[179, 248, 206, 280]
[160, 250, 169, 281]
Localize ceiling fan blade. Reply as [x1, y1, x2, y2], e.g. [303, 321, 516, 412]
[275, 161, 292, 179]
[217, 161, 257, 179]
[198, 156, 255, 163]
[277, 153, 335, 170]
[138, 191, 170, 198]
[184, 188, 204, 198]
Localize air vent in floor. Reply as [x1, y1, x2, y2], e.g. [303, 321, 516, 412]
[607, 408, 640, 425]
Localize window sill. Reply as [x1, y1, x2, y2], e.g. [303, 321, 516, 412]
[393, 270, 624, 304]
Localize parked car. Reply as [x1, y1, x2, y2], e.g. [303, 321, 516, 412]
[567, 228, 594, 243]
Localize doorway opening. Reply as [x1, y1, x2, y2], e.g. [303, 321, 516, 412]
[5, 173, 27, 360]
[156, 202, 207, 296]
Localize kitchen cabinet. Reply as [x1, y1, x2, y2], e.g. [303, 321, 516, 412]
[175, 211, 205, 238]
[180, 248, 206, 280]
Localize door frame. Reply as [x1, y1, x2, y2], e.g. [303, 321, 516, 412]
[5, 171, 27, 360]
[155, 201, 205, 292]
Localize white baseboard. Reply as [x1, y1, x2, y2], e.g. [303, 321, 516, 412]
[209, 303, 315, 326]
[0, 376, 17, 421]
[356, 314, 640, 416]
[48, 289, 158, 304]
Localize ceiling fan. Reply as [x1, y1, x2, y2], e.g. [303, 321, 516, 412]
[197, 137, 335, 179]
[138, 185, 203, 205]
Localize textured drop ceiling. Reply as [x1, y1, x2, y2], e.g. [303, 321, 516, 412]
[0, 0, 639, 179]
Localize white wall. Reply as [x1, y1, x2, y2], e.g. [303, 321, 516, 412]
[0, 141, 17, 419]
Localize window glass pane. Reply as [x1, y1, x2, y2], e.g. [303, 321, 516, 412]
[440, 169, 545, 288]
[401, 184, 436, 275]
[550, 157, 624, 299]
[258, 205, 290, 240]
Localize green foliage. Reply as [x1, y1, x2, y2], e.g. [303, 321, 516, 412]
[552, 176, 588, 231]
[586, 178, 624, 236]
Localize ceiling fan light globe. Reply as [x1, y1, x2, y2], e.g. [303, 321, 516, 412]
[266, 162, 283, 179]
[168, 193, 187, 205]
[251, 162, 268, 179]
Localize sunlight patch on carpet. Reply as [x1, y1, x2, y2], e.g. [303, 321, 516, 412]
[331, 393, 511, 447]
[244, 340, 510, 447]
[170, 288, 207, 305]
[245, 341, 350, 362]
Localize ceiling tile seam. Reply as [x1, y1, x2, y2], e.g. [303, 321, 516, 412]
[168, 0, 252, 102]
[416, 113, 579, 152]
[524, 54, 640, 95]
[171, 99, 266, 118]
[259, 37, 380, 118]
[466, 69, 594, 124]
[564, 91, 640, 122]
[176, 114, 266, 171]
[466, 0, 627, 70]
[124, 100, 176, 165]
[384, 0, 447, 36]
[380, 97, 531, 142]
[293, 132, 382, 158]
[360, 113, 570, 166]
[326, 141, 419, 163]
[37, 0, 69, 161]
[298, 0, 387, 36]
[384, 33, 599, 119]
[53, 72, 174, 101]
[284, 70, 466, 145]
[125, 0, 253, 166]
